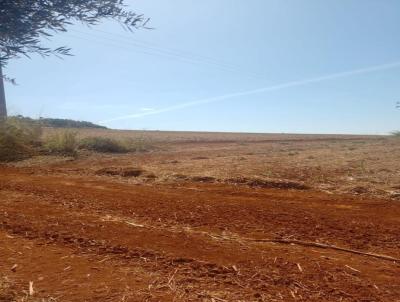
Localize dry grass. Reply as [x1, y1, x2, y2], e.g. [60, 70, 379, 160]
[44, 130, 78, 156]
[79, 136, 129, 153]
[0, 118, 42, 162]
[391, 130, 400, 137]
[7, 127, 398, 198]
[0, 277, 56, 302]
[0, 124, 155, 162]
[45, 131, 395, 198]
[78, 136, 154, 153]
[0, 277, 15, 301]
[42, 127, 378, 143]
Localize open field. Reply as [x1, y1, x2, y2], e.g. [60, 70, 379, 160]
[1, 130, 400, 301]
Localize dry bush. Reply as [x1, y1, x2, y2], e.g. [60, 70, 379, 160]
[79, 136, 128, 153]
[79, 136, 153, 153]
[44, 130, 78, 156]
[0, 118, 154, 162]
[0, 118, 42, 162]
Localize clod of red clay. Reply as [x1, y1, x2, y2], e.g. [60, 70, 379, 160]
[172, 174, 189, 180]
[190, 176, 216, 183]
[171, 174, 309, 189]
[348, 186, 369, 195]
[95, 167, 145, 177]
[227, 177, 310, 190]
[143, 172, 157, 179]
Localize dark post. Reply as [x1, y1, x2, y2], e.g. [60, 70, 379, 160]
[0, 65, 7, 118]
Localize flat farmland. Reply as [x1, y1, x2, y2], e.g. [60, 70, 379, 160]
[1, 129, 400, 301]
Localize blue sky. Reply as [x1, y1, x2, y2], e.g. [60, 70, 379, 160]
[5, 0, 400, 134]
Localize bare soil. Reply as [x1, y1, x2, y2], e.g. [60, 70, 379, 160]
[1, 131, 400, 301]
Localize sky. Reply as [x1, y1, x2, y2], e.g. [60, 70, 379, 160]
[4, 0, 400, 134]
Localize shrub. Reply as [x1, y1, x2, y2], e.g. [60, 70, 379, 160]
[391, 131, 400, 137]
[44, 130, 78, 156]
[78, 136, 153, 153]
[79, 136, 128, 153]
[0, 118, 42, 162]
[121, 137, 153, 152]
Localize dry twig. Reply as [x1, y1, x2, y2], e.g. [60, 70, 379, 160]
[251, 238, 400, 262]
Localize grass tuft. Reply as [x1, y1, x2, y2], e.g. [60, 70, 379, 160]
[391, 131, 400, 137]
[79, 136, 153, 153]
[0, 118, 153, 161]
[44, 130, 78, 156]
[79, 136, 128, 153]
[0, 118, 42, 162]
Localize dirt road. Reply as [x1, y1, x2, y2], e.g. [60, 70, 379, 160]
[0, 165, 399, 301]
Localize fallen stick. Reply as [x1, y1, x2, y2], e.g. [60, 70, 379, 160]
[29, 281, 34, 296]
[345, 265, 361, 273]
[250, 238, 400, 262]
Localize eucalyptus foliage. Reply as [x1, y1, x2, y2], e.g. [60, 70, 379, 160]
[0, 0, 149, 66]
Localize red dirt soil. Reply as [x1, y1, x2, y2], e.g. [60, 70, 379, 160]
[1, 163, 400, 301]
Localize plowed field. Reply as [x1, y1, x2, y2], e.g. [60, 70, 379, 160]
[1, 132, 399, 301]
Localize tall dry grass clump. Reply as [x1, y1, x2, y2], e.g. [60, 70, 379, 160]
[44, 130, 78, 156]
[0, 116, 153, 162]
[391, 131, 400, 137]
[0, 117, 42, 162]
[78, 136, 153, 153]
[78, 136, 128, 153]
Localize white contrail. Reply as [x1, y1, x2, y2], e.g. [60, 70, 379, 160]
[99, 61, 400, 123]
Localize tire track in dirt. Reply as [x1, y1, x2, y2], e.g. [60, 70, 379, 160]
[1, 167, 400, 301]
[1, 168, 399, 256]
[1, 191, 398, 302]
[0, 230, 164, 302]
[0, 191, 318, 301]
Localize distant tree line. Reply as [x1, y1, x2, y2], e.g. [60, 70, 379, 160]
[13, 115, 107, 129]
